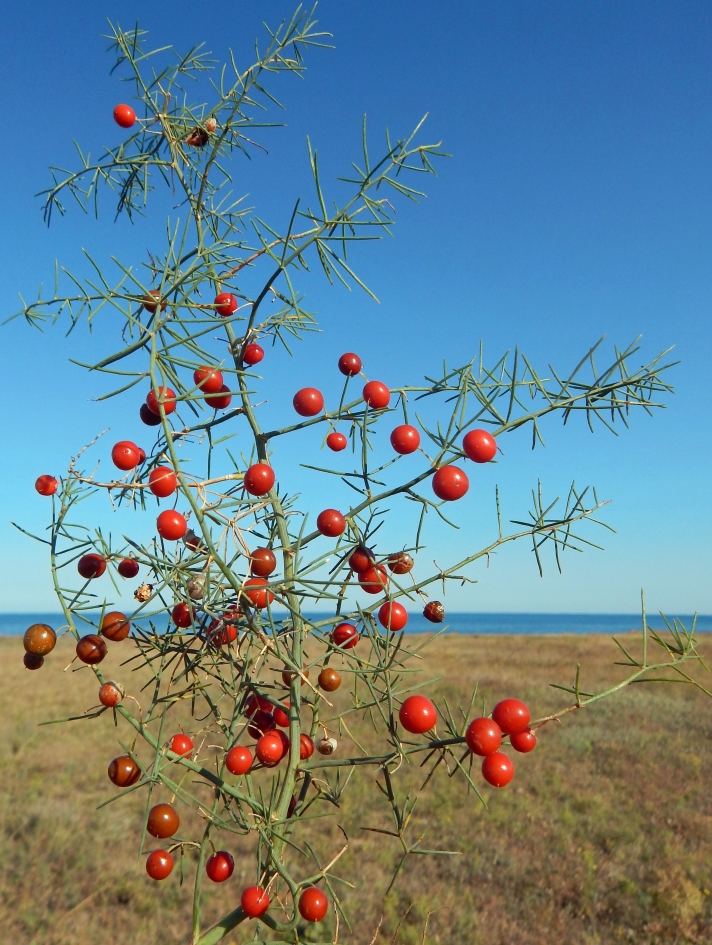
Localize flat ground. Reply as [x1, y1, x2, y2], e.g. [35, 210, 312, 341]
[0, 632, 710, 945]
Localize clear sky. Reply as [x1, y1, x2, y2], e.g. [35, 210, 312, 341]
[1, 0, 710, 615]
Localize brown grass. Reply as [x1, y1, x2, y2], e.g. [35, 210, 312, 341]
[1, 632, 711, 945]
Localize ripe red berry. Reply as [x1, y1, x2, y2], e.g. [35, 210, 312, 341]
[293, 387, 324, 417]
[23, 653, 43, 670]
[465, 717, 502, 756]
[358, 564, 388, 595]
[113, 104, 136, 128]
[423, 600, 445, 623]
[326, 431, 348, 452]
[157, 510, 188, 541]
[99, 681, 124, 707]
[378, 601, 408, 632]
[241, 886, 270, 918]
[23, 623, 56, 656]
[399, 695, 437, 734]
[273, 704, 290, 727]
[362, 380, 390, 409]
[108, 755, 141, 787]
[76, 634, 107, 665]
[299, 887, 328, 923]
[510, 728, 537, 753]
[332, 622, 358, 649]
[492, 698, 531, 735]
[100, 611, 130, 642]
[193, 366, 224, 394]
[77, 553, 107, 580]
[172, 603, 194, 627]
[146, 387, 177, 415]
[256, 732, 287, 766]
[244, 463, 275, 496]
[35, 474, 58, 496]
[111, 441, 140, 471]
[242, 343, 264, 366]
[317, 508, 346, 537]
[481, 751, 514, 788]
[390, 424, 420, 454]
[214, 292, 238, 317]
[137, 447, 146, 464]
[463, 428, 497, 464]
[207, 616, 238, 646]
[243, 577, 275, 609]
[244, 694, 271, 717]
[142, 290, 167, 314]
[299, 734, 315, 760]
[225, 745, 253, 776]
[206, 850, 234, 883]
[338, 352, 362, 376]
[348, 548, 373, 572]
[432, 465, 469, 501]
[140, 403, 162, 426]
[247, 709, 276, 739]
[169, 733, 193, 757]
[206, 385, 232, 410]
[149, 466, 178, 497]
[147, 803, 180, 838]
[250, 547, 277, 577]
[146, 849, 173, 881]
[118, 557, 140, 578]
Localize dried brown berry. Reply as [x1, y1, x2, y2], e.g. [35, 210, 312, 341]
[76, 634, 108, 665]
[318, 667, 341, 692]
[423, 601, 445, 623]
[134, 583, 153, 603]
[388, 552, 414, 575]
[23, 623, 56, 656]
[108, 755, 141, 787]
[23, 652, 44, 670]
[100, 611, 130, 642]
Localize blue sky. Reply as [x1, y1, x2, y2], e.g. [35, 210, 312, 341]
[1, 0, 710, 615]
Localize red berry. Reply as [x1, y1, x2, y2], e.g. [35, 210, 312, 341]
[77, 553, 107, 580]
[172, 603, 195, 627]
[510, 729, 537, 753]
[362, 380, 390, 409]
[256, 732, 287, 766]
[193, 366, 224, 394]
[117, 558, 140, 578]
[98, 681, 124, 707]
[113, 104, 136, 128]
[35, 474, 58, 496]
[225, 745, 253, 775]
[465, 717, 502, 756]
[146, 387, 177, 416]
[358, 564, 388, 595]
[206, 851, 234, 883]
[111, 440, 141, 471]
[157, 510, 188, 541]
[338, 352, 362, 376]
[142, 290, 167, 314]
[147, 803, 180, 839]
[481, 751, 514, 788]
[399, 695, 437, 734]
[214, 292, 238, 317]
[243, 343, 264, 366]
[332, 622, 358, 649]
[390, 424, 420, 454]
[244, 695, 271, 717]
[23, 624, 56, 656]
[299, 887, 328, 923]
[463, 428, 497, 464]
[316, 508, 346, 537]
[76, 634, 108, 665]
[100, 611, 130, 642]
[140, 403, 162, 426]
[250, 548, 277, 577]
[273, 704, 290, 727]
[492, 698, 531, 735]
[247, 709, 275, 739]
[243, 577, 274, 609]
[148, 466, 178, 497]
[206, 385, 232, 410]
[241, 886, 270, 918]
[207, 616, 238, 646]
[169, 733, 193, 758]
[146, 849, 173, 881]
[299, 734, 315, 760]
[378, 601, 408, 632]
[432, 465, 469, 501]
[137, 447, 146, 464]
[348, 548, 373, 572]
[244, 463, 275, 496]
[293, 387, 324, 417]
[108, 755, 140, 787]
[326, 431, 348, 452]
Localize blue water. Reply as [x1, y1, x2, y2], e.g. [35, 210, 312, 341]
[3, 612, 711, 636]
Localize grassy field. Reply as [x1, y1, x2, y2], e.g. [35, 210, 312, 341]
[1, 631, 710, 945]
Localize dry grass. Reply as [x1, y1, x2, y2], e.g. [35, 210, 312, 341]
[1, 632, 711, 945]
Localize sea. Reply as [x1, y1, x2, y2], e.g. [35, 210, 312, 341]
[3, 612, 711, 636]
